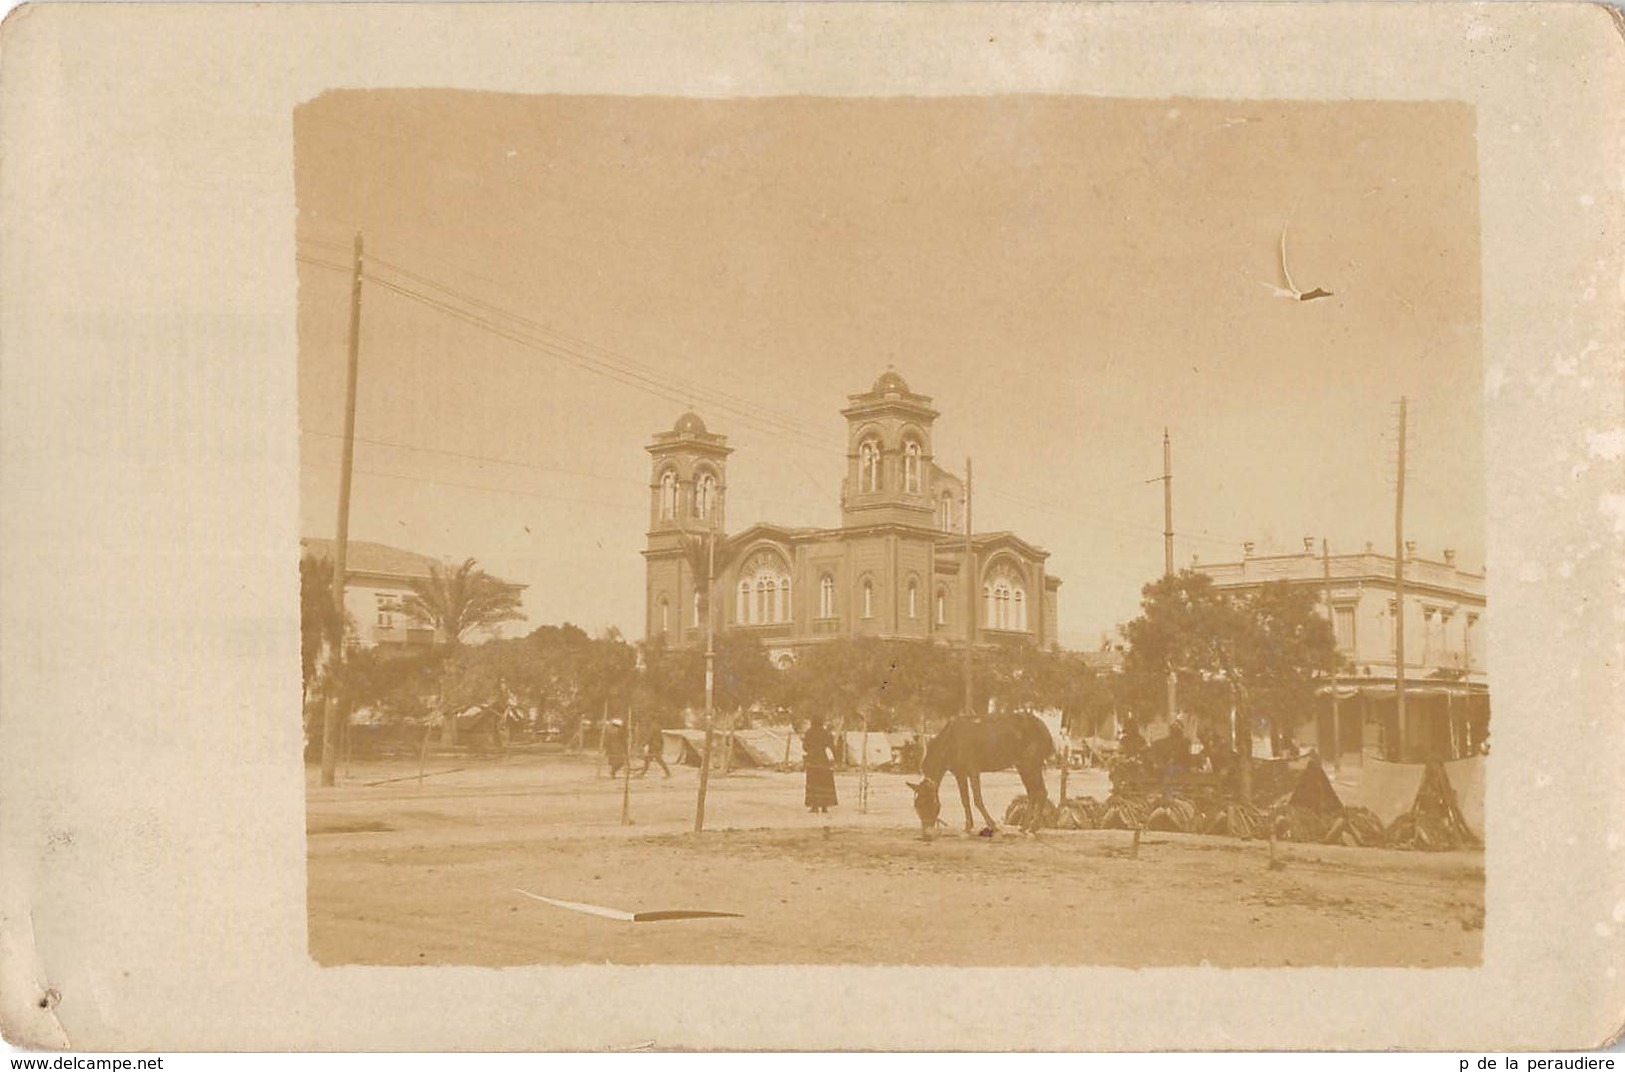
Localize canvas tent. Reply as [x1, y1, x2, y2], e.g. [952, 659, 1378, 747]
[661, 729, 708, 766]
[1348, 756, 1484, 840]
[1442, 755, 1485, 839]
[841, 730, 894, 769]
[731, 727, 804, 768]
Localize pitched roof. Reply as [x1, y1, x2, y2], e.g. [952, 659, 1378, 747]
[300, 538, 441, 580]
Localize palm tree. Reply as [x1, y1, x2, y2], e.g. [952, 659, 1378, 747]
[403, 558, 524, 746]
[402, 557, 524, 646]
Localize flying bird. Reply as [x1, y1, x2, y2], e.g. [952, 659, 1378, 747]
[1262, 221, 1334, 302]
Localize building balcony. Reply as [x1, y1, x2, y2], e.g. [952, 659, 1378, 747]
[372, 625, 438, 647]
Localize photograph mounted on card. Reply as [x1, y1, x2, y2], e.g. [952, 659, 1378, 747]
[0, 0, 1620, 1053]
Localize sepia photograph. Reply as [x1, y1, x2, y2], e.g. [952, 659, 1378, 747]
[299, 91, 1487, 969]
[4, 0, 1621, 1052]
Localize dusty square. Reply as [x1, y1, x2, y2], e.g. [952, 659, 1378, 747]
[307, 754, 1483, 967]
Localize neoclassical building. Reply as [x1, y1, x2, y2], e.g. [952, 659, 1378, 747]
[642, 372, 1060, 666]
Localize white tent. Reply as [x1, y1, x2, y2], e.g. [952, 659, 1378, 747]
[732, 727, 804, 768]
[661, 729, 707, 766]
[842, 730, 894, 768]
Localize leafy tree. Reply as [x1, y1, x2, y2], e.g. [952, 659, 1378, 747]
[300, 553, 354, 758]
[636, 630, 778, 725]
[1121, 570, 1340, 741]
[779, 637, 963, 734]
[338, 646, 449, 724]
[299, 553, 345, 704]
[402, 558, 524, 647]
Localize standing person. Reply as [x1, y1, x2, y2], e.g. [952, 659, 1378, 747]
[802, 716, 838, 814]
[637, 721, 671, 779]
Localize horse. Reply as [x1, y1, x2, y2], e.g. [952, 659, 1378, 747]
[907, 713, 1054, 838]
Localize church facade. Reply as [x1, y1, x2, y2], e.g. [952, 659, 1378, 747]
[642, 372, 1060, 666]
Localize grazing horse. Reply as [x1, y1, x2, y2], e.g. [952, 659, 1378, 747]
[907, 714, 1054, 837]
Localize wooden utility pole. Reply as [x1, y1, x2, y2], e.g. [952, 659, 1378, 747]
[620, 714, 634, 825]
[1162, 429, 1178, 727]
[1394, 397, 1409, 761]
[962, 458, 975, 718]
[320, 231, 364, 788]
[694, 531, 717, 833]
[1323, 538, 1341, 772]
[1162, 429, 1174, 576]
[858, 709, 871, 814]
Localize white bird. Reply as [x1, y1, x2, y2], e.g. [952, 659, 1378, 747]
[1262, 221, 1334, 302]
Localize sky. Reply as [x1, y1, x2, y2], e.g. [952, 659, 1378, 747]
[296, 91, 1483, 648]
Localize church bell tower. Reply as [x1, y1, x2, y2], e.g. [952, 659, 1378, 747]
[642, 411, 730, 644]
[840, 370, 940, 529]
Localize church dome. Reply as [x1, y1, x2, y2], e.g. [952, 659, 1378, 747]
[872, 370, 910, 395]
[672, 411, 709, 436]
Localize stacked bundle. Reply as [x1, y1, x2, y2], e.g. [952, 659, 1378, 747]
[1145, 797, 1199, 832]
[1382, 763, 1481, 851]
[1054, 797, 1103, 829]
[1321, 806, 1387, 847]
[1202, 803, 1267, 839]
[1099, 793, 1152, 830]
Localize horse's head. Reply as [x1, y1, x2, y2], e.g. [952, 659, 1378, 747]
[907, 778, 941, 838]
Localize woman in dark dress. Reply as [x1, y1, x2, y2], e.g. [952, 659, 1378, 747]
[802, 716, 838, 814]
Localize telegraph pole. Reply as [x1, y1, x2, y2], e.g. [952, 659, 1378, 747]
[320, 231, 364, 788]
[1163, 429, 1174, 576]
[1323, 538, 1341, 772]
[1393, 397, 1409, 761]
[693, 530, 717, 833]
[962, 458, 975, 718]
[1162, 429, 1177, 725]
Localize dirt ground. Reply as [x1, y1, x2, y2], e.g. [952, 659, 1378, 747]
[306, 752, 1483, 967]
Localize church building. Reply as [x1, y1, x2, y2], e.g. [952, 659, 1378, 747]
[642, 372, 1060, 666]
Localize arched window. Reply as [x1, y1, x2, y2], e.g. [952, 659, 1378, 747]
[983, 561, 1026, 631]
[819, 575, 835, 619]
[658, 597, 670, 635]
[859, 438, 881, 493]
[862, 579, 874, 619]
[904, 441, 921, 493]
[693, 471, 716, 519]
[659, 470, 678, 520]
[940, 492, 954, 533]
[693, 589, 702, 628]
[907, 580, 919, 619]
[738, 549, 792, 625]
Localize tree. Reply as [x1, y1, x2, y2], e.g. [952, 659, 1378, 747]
[300, 553, 349, 756]
[402, 558, 524, 647]
[778, 637, 963, 735]
[1122, 570, 1341, 746]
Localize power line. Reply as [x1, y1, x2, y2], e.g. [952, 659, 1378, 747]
[364, 256, 845, 456]
[305, 238, 1291, 563]
[299, 427, 649, 488]
[364, 271, 846, 459]
[368, 253, 837, 439]
[303, 458, 649, 514]
[296, 254, 351, 274]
